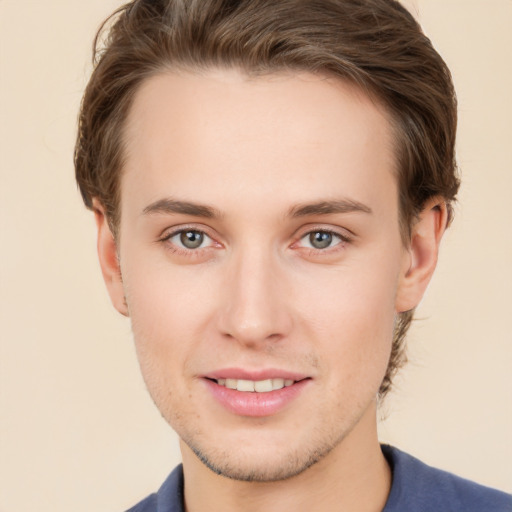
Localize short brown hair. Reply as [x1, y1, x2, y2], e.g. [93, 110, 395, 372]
[75, 0, 459, 398]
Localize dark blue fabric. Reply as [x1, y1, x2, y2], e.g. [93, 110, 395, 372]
[126, 464, 184, 512]
[381, 445, 512, 511]
[126, 445, 512, 511]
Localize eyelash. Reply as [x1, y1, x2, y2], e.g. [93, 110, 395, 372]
[296, 229, 351, 252]
[158, 226, 352, 257]
[158, 226, 218, 257]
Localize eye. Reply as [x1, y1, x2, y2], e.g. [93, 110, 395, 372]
[299, 230, 345, 250]
[166, 229, 213, 250]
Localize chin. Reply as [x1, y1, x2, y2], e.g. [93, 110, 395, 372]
[191, 445, 325, 482]
[181, 424, 345, 483]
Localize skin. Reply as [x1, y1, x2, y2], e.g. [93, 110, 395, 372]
[94, 69, 447, 512]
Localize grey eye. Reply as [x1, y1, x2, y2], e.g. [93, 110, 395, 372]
[308, 231, 334, 249]
[180, 230, 204, 249]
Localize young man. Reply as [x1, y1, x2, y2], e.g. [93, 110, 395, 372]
[75, 0, 511, 510]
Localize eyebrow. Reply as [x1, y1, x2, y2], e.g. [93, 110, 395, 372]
[142, 197, 372, 219]
[142, 198, 220, 218]
[288, 199, 372, 217]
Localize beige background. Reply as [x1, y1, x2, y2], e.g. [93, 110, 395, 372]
[0, 1, 511, 510]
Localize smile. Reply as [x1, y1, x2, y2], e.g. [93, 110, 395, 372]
[215, 378, 295, 392]
[203, 373, 311, 417]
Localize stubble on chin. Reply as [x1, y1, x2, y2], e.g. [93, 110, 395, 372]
[180, 423, 349, 483]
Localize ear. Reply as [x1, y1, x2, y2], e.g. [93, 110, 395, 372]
[93, 199, 129, 316]
[395, 198, 449, 313]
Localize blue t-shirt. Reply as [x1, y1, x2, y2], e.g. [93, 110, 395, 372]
[126, 445, 512, 511]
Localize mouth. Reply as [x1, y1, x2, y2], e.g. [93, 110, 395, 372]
[208, 377, 296, 393]
[202, 370, 311, 417]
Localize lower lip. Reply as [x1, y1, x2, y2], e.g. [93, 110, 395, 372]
[203, 379, 311, 417]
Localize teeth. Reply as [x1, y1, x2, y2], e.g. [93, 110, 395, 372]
[254, 379, 273, 392]
[216, 378, 296, 392]
[272, 378, 284, 390]
[225, 379, 237, 389]
[237, 379, 255, 392]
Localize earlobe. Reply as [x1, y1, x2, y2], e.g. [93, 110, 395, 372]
[93, 199, 129, 317]
[395, 198, 449, 313]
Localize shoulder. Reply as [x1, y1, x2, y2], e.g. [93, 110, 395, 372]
[125, 494, 157, 512]
[382, 445, 512, 512]
[125, 464, 184, 512]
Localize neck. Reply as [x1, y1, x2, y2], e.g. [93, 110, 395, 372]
[181, 404, 391, 512]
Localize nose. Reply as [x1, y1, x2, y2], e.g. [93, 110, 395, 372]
[217, 246, 293, 348]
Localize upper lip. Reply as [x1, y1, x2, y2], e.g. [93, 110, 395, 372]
[204, 368, 310, 381]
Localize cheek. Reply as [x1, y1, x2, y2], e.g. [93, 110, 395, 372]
[121, 261, 217, 383]
[121, 268, 209, 425]
[125, 254, 216, 326]
[294, 261, 399, 386]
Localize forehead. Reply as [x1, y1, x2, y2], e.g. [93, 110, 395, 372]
[121, 69, 397, 221]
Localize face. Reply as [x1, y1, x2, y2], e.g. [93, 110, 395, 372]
[111, 69, 412, 481]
